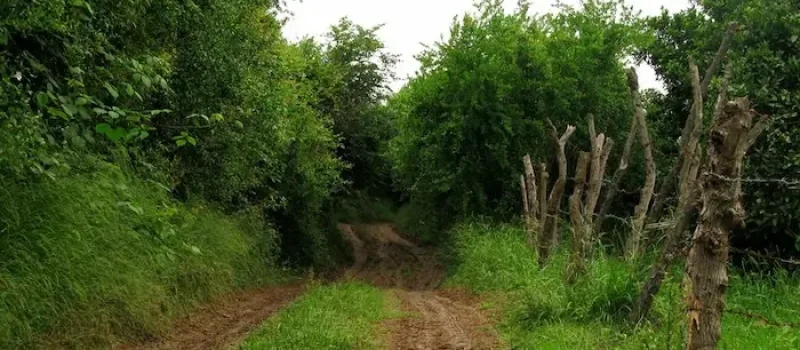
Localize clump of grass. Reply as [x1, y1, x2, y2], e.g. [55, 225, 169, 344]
[0, 159, 284, 350]
[446, 220, 800, 349]
[238, 282, 392, 350]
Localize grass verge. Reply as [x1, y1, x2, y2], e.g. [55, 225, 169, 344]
[0, 159, 284, 350]
[446, 220, 800, 349]
[238, 282, 393, 350]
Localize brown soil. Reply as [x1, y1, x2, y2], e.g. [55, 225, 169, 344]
[116, 283, 304, 350]
[339, 223, 499, 350]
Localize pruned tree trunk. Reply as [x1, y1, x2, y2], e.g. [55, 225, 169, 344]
[523, 155, 539, 247]
[584, 115, 606, 220]
[521, 174, 530, 233]
[648, 22, 739, 225]
[568, 152, 591, 283]
[537, 162, 548, 224]
[594, 72, 639, 234]
[686, 97, 767, 350]
[626, 69, 657, 261]
[583, 115, 612, 255]
[538, 123, 576, 266]
[632, 61, 708, 323]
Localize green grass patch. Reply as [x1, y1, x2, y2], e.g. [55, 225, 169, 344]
[446, 220, 800, 349]
[238, 282, 392, 350]
[0, 159, 284, 350]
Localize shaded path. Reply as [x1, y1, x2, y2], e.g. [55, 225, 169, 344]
[338, 223, 499, 350]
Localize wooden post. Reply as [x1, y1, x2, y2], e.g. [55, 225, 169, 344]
[686, 97, 767, 349]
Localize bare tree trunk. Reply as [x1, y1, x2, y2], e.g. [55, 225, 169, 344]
[632, 62, 707, 323]
[538, 123, 576, 266]
[521, 174, 531, 237]
[523, 155, 539, 247]
[584, 115, 606, 220]
[648, 23, 739, 225]
[568, 152, 591, 283]
[537, 163, 548, 224]
[686, 97, 767, 350]
[627, 70, 657, 260]
[594, 74, 639, 234]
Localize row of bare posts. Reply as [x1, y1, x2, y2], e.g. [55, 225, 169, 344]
[520, 22, 769, 349]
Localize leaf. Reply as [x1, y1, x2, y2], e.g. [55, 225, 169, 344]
[62, 103, 78, 117]
[36, 93, 49, 107]
[104, 82, 119, 99]
[235, 120, 244, 128]
[108, 111, 120, 119]
[187, 136, 197, 145]
[125, 83, 135, 96]
[176, 139, 187, 146]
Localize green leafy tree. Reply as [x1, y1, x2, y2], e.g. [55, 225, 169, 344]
[389, 0, 647, 234]
[641, 0, 800, 256]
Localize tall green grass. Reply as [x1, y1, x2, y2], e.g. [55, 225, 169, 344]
[0, 160, 284, 350]
[238, 282, 392, 350]
[446, 221, 800, 349]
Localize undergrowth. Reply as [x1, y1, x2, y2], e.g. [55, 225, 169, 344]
[0, 159, 284, 350]
[238, 282, 393, 350]
[446, 221, 800, 349]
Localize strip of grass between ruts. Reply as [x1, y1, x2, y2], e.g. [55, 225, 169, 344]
[238, 282, 394, 350]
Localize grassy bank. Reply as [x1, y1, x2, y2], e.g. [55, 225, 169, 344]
[446, 221, 800, 349]
[238, 282, 393, 350]
[0, 160, 284, 350]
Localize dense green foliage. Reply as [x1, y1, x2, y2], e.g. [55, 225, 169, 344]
[447, 222, 800, 349]
[1, 0, 396, 348]
[389, 1, 647, 236]
[640, 0, 800, 256]
[239, 282, 392, 350]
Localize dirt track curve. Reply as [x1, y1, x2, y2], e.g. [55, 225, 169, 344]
[338, 223, 499, 350]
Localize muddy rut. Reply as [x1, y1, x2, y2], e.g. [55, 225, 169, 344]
[338, 223, 498, 350]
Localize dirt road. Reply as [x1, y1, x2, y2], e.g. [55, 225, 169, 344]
[338, 223, 498, 350]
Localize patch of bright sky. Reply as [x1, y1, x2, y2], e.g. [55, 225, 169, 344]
[282, 0, 692, 92]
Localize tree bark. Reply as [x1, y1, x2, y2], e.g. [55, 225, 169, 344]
[537, 163, 548, 225]
[626, 70, 657, 260]
[568, 152, 591, 283]
[523, 155, 539, 247]
[584, 115, 606, 221]
[521, 174, 531, 237]
[686, 97, 767, 350]
[538, 123, 576, 266]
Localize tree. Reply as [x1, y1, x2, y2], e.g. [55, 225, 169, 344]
[389, 0, 645, 233]
[641, 0, 800, 258]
